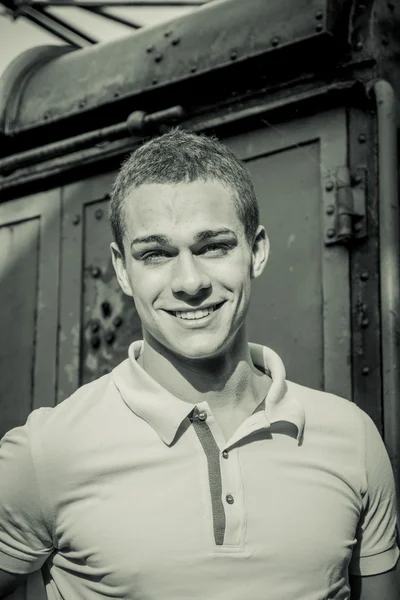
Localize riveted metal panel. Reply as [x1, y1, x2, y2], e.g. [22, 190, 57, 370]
[0, 189, 61, 439]
[1, 0, 343, 135]
[225, 109, 351, 398]
[59, 172, 142, 398]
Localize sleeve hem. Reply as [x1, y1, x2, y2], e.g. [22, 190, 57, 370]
[350, 544, 400, 576]
[0, 549, 49, 575]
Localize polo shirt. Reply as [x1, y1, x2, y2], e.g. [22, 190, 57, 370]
[0, 341, 398, 600]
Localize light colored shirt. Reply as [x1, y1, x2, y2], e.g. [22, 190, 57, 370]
[0, 341, 398, 599]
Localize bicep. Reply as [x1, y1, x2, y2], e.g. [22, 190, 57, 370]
[350, 560, 400, 600]
[0, 568, 27, 599]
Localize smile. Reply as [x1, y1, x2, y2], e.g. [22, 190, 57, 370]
[168, 302, 224, 320]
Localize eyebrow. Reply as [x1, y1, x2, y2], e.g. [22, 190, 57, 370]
[130, 228, 237, 249]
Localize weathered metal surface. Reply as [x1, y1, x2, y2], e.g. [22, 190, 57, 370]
[225, 108, 351, 399]
[0, 189, 60, 438]
[0, 44, 74, 135]
[82, 195, 142, 384]
[323, 165, 367, 245]
[348, 107, 382, 430]
[0, 105, 184, 175]
[0, 80, 361, 195]
[373, 80, 400, 509]
[0, 0, 343, 135]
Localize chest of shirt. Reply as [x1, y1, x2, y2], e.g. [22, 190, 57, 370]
[50, 422, 362, 597]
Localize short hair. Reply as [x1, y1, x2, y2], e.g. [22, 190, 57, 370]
[109, 128, 259, 259]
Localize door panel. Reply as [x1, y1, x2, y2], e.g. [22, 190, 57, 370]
[0, 191, 60, 437]
[0, 190, 61, 600]
[225, 109, 351, 398]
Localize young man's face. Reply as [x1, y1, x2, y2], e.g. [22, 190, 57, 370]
[112, 179, 268, 361]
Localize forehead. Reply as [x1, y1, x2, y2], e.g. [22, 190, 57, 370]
[123, 180, 244, 240]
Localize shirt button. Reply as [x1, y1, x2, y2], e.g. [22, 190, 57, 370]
[197, 411, 207, 421]
[222, 450, 229, 459]
[225, 494, 234, 505]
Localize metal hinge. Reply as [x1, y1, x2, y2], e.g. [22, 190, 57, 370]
[324, 166, 367, 245]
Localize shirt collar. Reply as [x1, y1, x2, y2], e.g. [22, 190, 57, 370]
[112, 340, 305, 445]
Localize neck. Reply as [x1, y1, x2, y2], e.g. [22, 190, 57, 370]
[139, 330, 271, 415]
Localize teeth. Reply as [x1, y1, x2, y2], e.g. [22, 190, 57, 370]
[174, 305, 216, 320]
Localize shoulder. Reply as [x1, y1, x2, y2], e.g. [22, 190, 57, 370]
[287, 379, 369, 431]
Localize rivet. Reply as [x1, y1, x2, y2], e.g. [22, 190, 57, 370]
[361, 318, 369, 328]
[230, 50, 238, 60]
[78, 99, 86, 108]
[315, 23, 324, 32]
[114, 90, 121, 98]
[315, 10, 324, 19]
[358, 133, 366, 143]
[325, 180, 334, 191]
[327, 228, 335, 238]
[90, 335, 101, 350]
[354, 221, 363, 232]
[360, 270, 369, 281]
[43, 111, 51, 120]
[95, 209, 103, 220]
[152, 78, 159, 85]
[164, 30, 172, 37]
[91, 320, 100, 333]
[104, 331, 116, 345]
[326, 204, 335, 215]
[113, 315, 123, 328]
[271, 37, 280, 47]
[190, 65, 197, 73]
[171, 37, 180, 46]
[362, 366, 370, 376]
[91, 266, 101, 279]
[356, 40, 364, 51]
[146, 45, 154, 53]
[154, 53, 163, 63]
[72, 214, 80, 225]
[353, 174, 362, 184]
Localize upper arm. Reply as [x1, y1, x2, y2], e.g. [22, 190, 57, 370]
[350, 558, 400, 600]
[0, 568, 27, 599]
[0, 412, 54, 580]
[349, 410, 399, 578]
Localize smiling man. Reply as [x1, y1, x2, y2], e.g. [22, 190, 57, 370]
[0, 129, 399, 600]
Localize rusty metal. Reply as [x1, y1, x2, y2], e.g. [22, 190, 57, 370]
[324, 166, 367, 246]
[371, 79, 400, 508]
[0, 0, 337, 136]
[0, 105, 184, 175]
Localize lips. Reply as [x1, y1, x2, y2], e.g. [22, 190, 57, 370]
[165, 302, 224, 320]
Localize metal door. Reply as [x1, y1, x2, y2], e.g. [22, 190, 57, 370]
[225, 108, 351, 399]
[0, 190, 61, 600]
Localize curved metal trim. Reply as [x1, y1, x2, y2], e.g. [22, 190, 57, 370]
[0, 44, 75, 135]
[371, 79, 400, 505]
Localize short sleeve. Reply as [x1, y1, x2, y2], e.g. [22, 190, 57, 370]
[0, 409, 54, 575]
[349, 409, 399, 576]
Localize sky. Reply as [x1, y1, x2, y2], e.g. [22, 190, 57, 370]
[0, 4, 196, 77]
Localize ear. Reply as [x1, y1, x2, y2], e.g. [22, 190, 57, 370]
[110, 242, 133, 297]
[251, 226, 269, 280]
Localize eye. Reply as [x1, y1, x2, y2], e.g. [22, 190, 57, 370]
[141, 250, 171, 264]
[200, 243, 233, 256]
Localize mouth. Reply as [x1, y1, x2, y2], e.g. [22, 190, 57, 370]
[166, 302, 225, 321]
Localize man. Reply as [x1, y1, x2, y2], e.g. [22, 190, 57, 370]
[0, 129, 398, 599]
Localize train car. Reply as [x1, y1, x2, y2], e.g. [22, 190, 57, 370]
[0, 0, 399, 597]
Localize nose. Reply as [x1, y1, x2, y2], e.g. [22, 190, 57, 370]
[170, 252, 211, 296]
